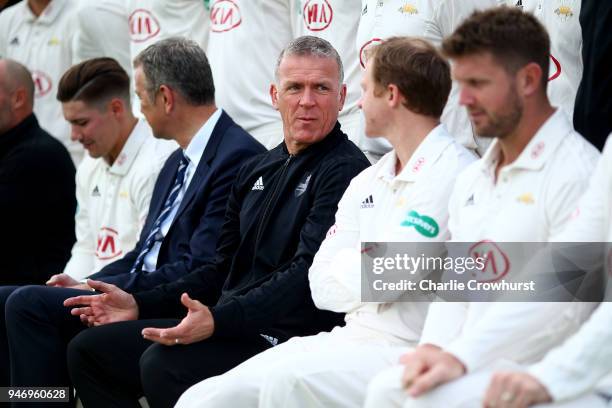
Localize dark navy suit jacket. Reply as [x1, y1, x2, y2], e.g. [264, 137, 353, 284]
[89, 111, 266, 292]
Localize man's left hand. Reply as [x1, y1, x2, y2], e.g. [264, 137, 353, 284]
[400, 344, 466, 397]
[141, 293, 214, 346]
[483, 372, 552, 408]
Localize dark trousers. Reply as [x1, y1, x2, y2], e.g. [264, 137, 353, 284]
[67, 319, 272, 408]
[4, 286, 94, 408]
[0, 286, 18, 388]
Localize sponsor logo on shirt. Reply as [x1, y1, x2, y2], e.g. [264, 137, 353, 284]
[31, 71, 52, 97]
[398, 3, 418, 15]
[554, 5, 574, 19]
[96, 227, 122, 260]
[362, 4, 368, 15]
[9, 37, 19, 46]
[361, 194, 375, 209]
[210, 0, 242, 33]
[401, 210, 439, 237]
[295, 174, 311, 197]
[92, 186, 101, 197]
[469, 240, 510, 282]
[129, 9, 161, 43]
[516, 192, 535, 205]
[251, 176, 264, 191]
[326, 223, 338, 237]
[303, 0, 333, 32]
[47, 37, 61, 46]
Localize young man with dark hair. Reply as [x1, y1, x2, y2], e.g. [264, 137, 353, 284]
[2, 38, 264, 404]
[62, 35, 370, 408]
[364, 7, 598, 408]
[173, 36, 476, 408]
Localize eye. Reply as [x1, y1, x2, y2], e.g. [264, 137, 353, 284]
[317, 84, 330, 91]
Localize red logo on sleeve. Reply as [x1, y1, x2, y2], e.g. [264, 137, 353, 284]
[303, 0, 333, 31]
[129, 9, 161, 43]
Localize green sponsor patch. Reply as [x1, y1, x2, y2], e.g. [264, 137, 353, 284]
[401, 210, 439, 238]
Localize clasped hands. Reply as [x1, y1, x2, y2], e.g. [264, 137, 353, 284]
[399, 345, 551, 408]
[63, 279, 214, 346]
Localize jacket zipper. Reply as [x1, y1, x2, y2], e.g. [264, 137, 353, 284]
[253, 155, 293, 252]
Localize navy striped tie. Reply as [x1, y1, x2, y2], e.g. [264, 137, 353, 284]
[130, 153, 190, 273]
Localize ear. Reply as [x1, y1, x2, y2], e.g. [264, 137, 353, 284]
[338, 84, 347, 111]
[159, 85, 174, 114]
[270, 84, 279, 111]
[517, 62, 544, 98]
[11, 87, 27, 111]
[109, 98, 124, 117]
[387, 84, 401, 108]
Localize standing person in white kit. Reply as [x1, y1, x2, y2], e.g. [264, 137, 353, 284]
[0, 0, 82, 164]
[363, 8, 599, 408]
[291, 0, 363, 146]
[175, 36, 476, 408]
[356, 0, 500, 160]
[126, 0, 210, 114]
[206, 0, 293, 149]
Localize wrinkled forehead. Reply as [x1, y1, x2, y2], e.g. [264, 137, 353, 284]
[276, 54, 340, 84]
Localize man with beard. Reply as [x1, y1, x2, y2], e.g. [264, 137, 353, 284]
[363, 7, 599, 408]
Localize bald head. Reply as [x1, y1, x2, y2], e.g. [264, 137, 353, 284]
[0, 59, 35, 134]
[0, 59, 35, 105]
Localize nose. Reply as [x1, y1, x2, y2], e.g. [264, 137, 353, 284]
[458, 86, 475, 107]
[70, 126, 82, 142]
[299, 87, 316, 107]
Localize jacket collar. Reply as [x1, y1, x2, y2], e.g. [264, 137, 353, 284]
[280, 121, 346, 158]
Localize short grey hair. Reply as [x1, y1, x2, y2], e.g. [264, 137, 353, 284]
[133, 37, 214, 106]
[274, 36, 344, 86]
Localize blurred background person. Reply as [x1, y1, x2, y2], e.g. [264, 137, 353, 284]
[355, 0, 499, 161]
[206, 0, 292, 148]
[291, 0, 362, 146]
[72, 0, 131, 75]
[0, 0, 82, 164]
[0, 58, 75, 286]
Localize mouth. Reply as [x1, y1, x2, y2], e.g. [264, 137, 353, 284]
[468, 110, 487, 121]
[81, 140, 94, 149]
[297, 117, 316, 123]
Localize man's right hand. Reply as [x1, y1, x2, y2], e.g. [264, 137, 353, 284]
[63, 279, 139, 326]
[46, 273, 80, 288]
